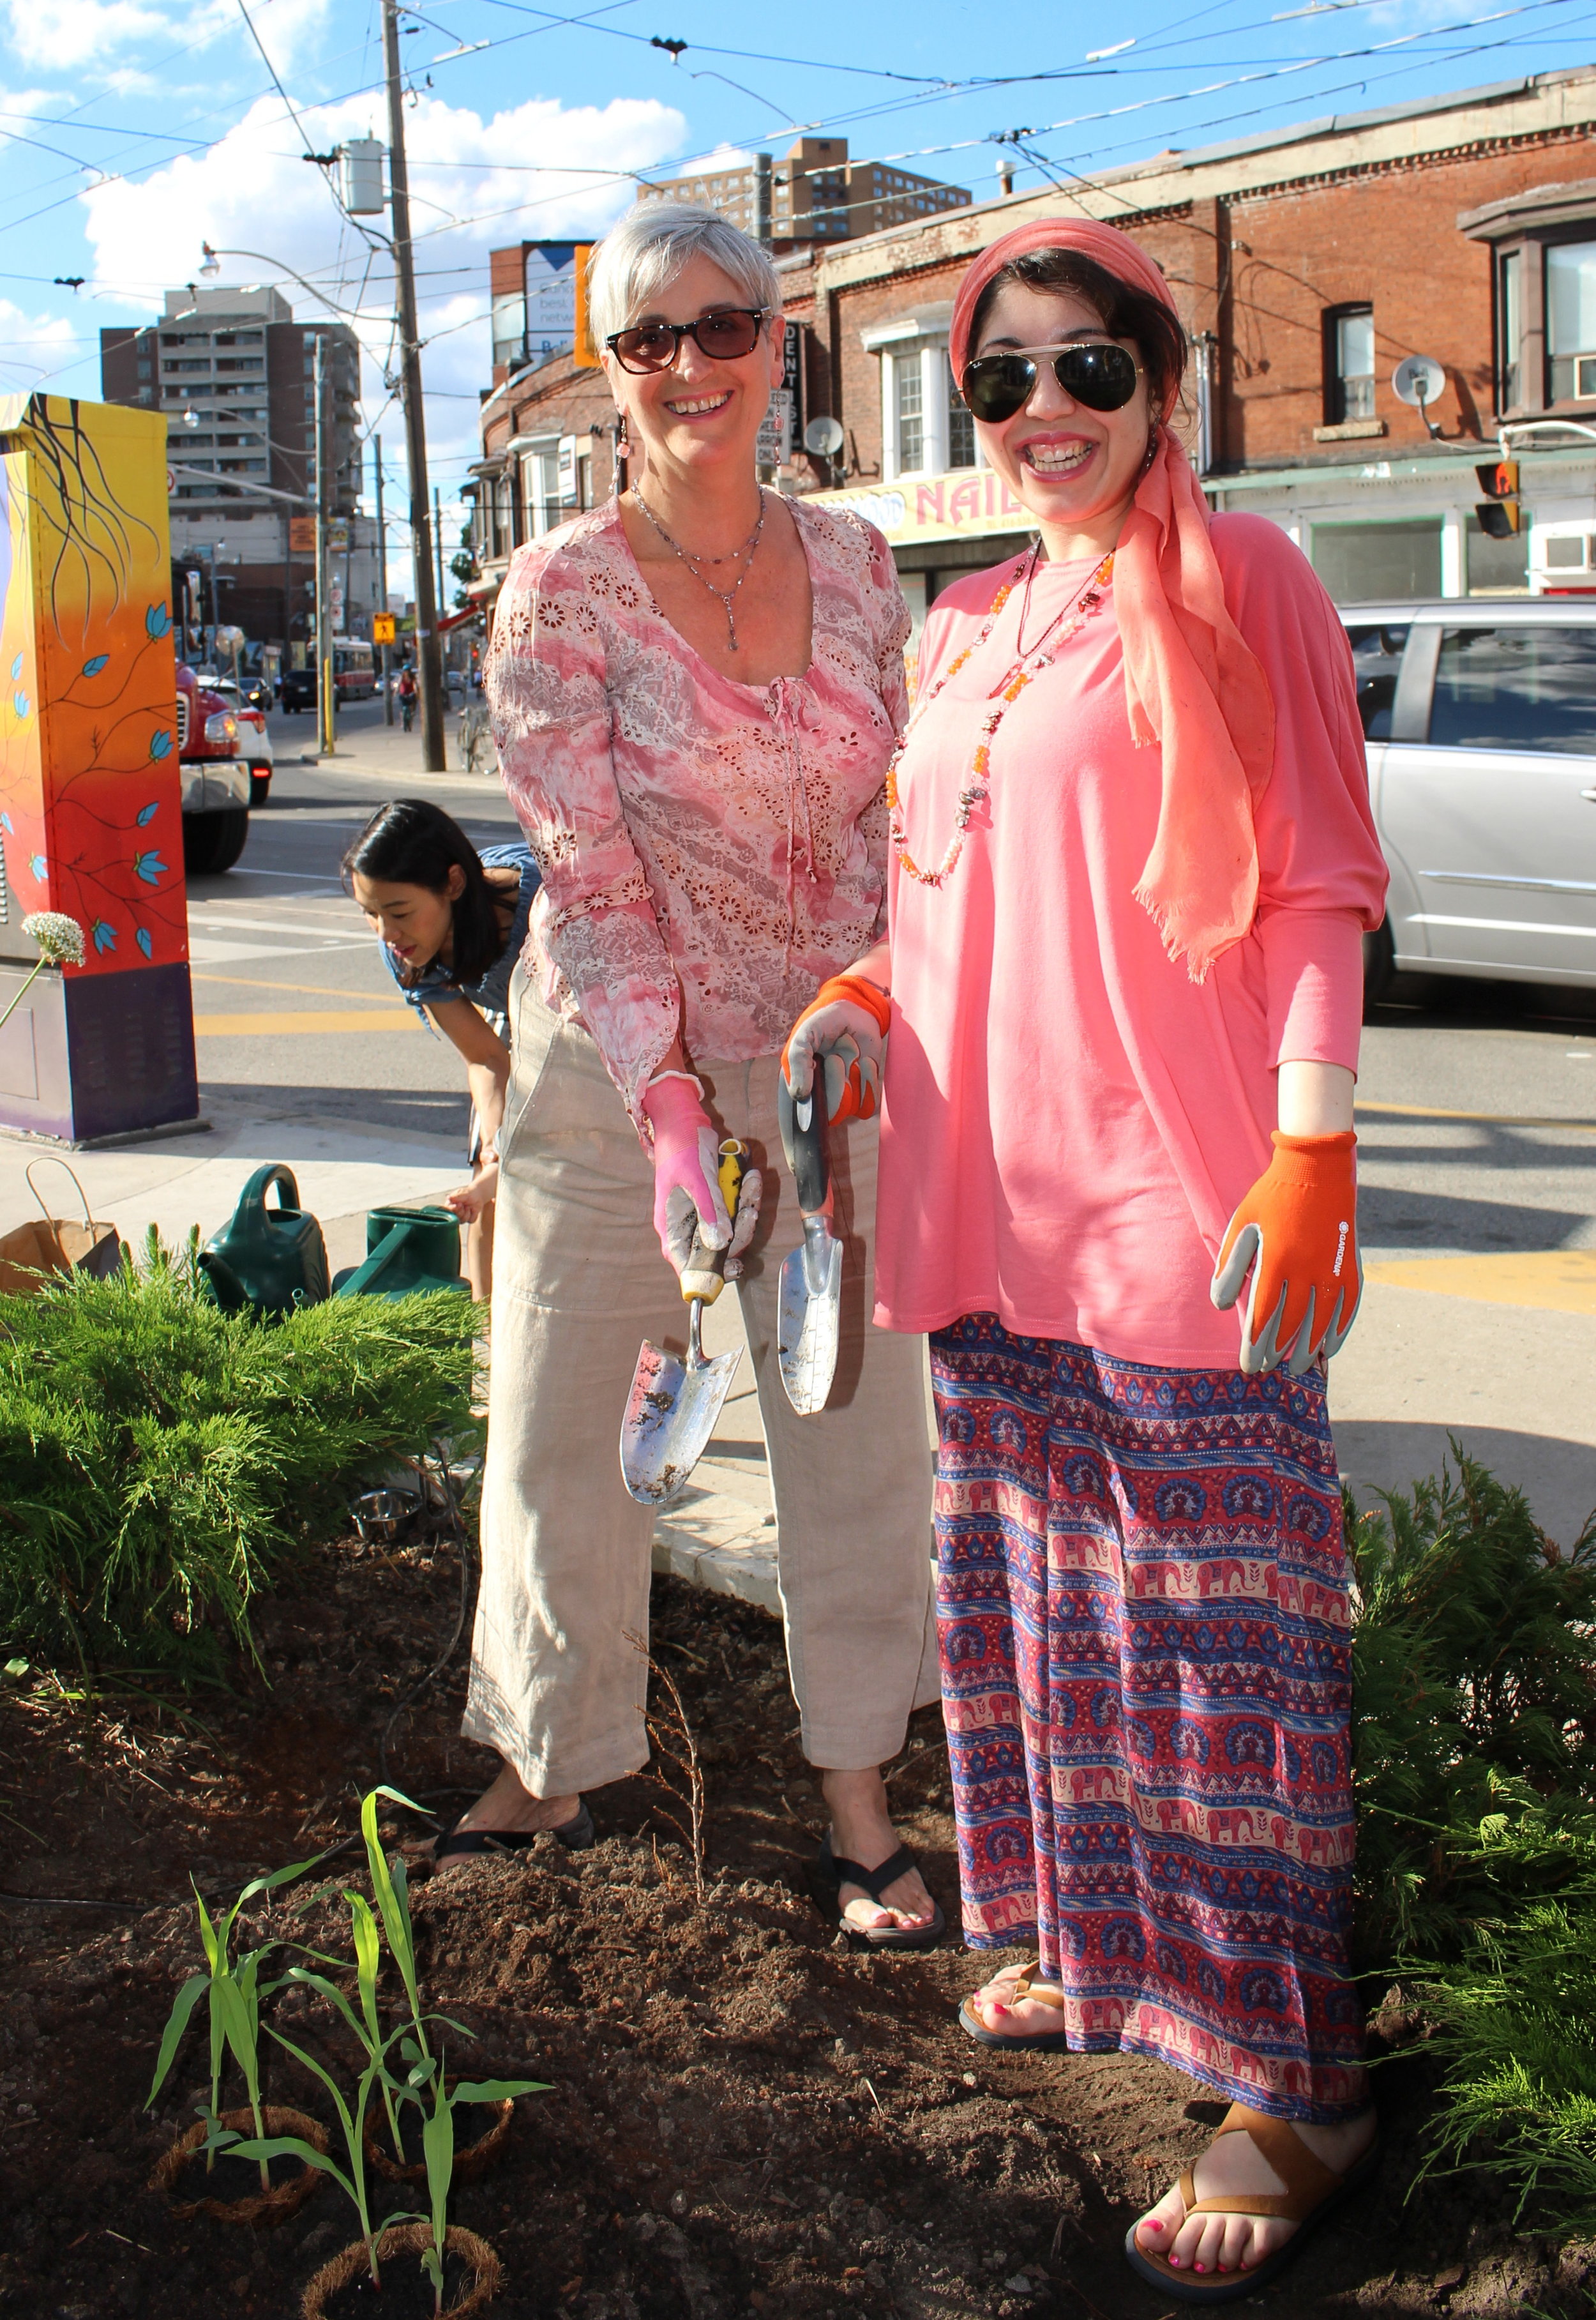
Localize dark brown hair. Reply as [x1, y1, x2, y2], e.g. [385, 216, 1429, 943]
[342, 798, 504, 987]
[965, 248, 1187, 413]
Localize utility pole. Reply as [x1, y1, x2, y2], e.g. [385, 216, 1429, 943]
[315, 333, 336, 758]
[375, 432, 393, 725]
[382, 0, 444, 772]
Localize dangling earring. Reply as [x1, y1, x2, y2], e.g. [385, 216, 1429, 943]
[615, 409, 630, 496]
[1141, 425, 1160, 474]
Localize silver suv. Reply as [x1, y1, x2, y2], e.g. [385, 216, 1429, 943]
[1343, 599, 1596, 1001]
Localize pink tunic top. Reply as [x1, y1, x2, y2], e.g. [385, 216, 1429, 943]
[485, 496, 908, 1130]
[875, 513, 1388, 1368]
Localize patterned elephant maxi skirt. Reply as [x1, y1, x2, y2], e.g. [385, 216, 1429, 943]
[930, 1314, 1367, 2124]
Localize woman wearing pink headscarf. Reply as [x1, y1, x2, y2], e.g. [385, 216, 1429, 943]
[781, 220, 1388, 2300]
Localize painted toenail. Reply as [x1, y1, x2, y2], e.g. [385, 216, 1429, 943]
[1194, 2264, 1206, 2274]
[1146, 2221, 1163, 2233]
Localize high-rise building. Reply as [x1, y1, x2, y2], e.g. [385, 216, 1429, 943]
[636, 137, 968, 255]
[100, 284, 374, 655]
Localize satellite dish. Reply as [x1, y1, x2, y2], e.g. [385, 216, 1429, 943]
[804, 414, 845, 458]
[1392, 354, 1447, 409]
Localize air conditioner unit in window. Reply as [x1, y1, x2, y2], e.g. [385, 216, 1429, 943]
[1577, 354, 1596, 397]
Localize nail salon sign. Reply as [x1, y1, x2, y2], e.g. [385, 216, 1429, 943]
[811, 467, 1033, 548]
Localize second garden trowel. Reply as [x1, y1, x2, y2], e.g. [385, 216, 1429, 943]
[620, 1141, 748, 1507]
[776, 1077, 843, 1416]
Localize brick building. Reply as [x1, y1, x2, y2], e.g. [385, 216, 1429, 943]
[638, 136, 970, 254]
[468, 68, 1596, 626]
[100, 284, 379, 657]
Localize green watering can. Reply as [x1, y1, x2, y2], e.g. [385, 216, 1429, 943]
[199, 1163, 329, 1316]
[332, 1204, 470, 1300]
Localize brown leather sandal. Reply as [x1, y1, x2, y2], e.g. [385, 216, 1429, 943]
[1122, 2101, 1379, 2305]
[958, 1964, 1074, 2052]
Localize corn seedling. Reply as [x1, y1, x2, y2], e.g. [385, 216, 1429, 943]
[393, 2056, 550, 2315]
[225, 2016, 409, 2286]
[147, 1855, 322, 2183]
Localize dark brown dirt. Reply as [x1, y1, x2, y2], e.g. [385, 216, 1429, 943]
[0, 1534, 1591, 2320]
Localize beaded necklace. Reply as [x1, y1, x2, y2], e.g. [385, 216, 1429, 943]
[886, 545, 1115, 888]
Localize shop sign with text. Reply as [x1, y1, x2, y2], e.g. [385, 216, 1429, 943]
[811, 467, 1032, 547]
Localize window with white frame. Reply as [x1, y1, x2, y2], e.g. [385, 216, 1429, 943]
[875, 334, 979, 481]
[522, 442, 563, 538]
[1548, 240, 1596, 400]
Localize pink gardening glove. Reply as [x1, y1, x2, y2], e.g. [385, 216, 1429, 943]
[641, 1075, 731, 1277]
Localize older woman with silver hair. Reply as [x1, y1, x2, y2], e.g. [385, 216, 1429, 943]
[440, 202, 943, 1945]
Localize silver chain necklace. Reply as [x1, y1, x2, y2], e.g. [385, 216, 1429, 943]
[631, 485, 767, 653]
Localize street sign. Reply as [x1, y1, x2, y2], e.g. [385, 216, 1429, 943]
[373, 612, 396, 644]
[756, 322, 806, 467]
[289, 516, 316, 554]
[327, 520, 350, 552]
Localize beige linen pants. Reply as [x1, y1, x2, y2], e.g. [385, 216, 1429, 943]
[463, 975, 938, 1796]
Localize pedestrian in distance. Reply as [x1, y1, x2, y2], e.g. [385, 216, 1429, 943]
[782, 215, 1389, 2303]
[451, 201, 944, 1946]
[397, 662, 417, 732]
[343, 798, 541, 1300]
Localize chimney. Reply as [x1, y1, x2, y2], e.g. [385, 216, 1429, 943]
[996, 157, 1015, 198]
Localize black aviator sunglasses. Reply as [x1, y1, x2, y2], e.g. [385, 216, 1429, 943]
[606, 308, 767, 374]
[961, 342, 1143, 423]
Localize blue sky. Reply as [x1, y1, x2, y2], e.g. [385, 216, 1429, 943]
[2, 0, 1593, 582]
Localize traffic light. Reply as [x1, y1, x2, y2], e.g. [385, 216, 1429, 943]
[1475, 459, 1521, 538]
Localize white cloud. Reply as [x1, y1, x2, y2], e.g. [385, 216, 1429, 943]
[3, 0, 330, 70]
[0, 297, 85, 395]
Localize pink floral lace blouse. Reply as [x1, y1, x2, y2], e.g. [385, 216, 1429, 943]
[485, 494, 909, 1129]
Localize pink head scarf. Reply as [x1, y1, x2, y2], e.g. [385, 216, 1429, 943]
[949, 217, 1276, 981]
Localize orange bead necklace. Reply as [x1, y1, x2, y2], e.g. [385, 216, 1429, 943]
[887, 545, 1114, 889]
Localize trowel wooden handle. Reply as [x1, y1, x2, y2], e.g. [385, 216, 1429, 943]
[680, 1140, 748, 1305]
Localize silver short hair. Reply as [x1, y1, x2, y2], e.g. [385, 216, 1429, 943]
[587, 201, 781, 347]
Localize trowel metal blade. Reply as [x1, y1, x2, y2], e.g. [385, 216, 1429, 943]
[776, 1225, 843, 1416]
[619, 1335, 742, 1506]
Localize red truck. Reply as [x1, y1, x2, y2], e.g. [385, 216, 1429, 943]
[176, 662, 253, 876]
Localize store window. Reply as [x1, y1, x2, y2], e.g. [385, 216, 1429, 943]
[1311, 516, 1442, 603]
[1325, 305, 1375, 423]
[1547, 240, 1596, 400]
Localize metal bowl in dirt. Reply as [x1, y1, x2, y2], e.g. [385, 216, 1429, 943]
[352, 1486, 422, 1545]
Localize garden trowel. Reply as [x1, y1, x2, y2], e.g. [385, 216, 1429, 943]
[776, 1077, 843, 1416]
[620, 1141, 748, 1506]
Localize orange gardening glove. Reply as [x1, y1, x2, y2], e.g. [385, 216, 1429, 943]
[1210, 1130, 1362, 1377]
[780, 973, 892, 1123]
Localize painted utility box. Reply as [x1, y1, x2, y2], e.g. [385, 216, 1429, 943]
[0, 394, 197, 1142]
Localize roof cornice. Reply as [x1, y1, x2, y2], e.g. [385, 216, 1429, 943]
[811, 66, 1596, 295]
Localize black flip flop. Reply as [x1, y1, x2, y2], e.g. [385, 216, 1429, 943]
[433, 1799, 595, 1863]
[958, 1964, 1074, 2052]
[815, 1833, 946, 1950]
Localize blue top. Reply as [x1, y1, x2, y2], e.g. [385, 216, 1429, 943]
[382, 842, 541, 1024]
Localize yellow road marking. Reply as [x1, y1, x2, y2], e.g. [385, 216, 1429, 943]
[1365, 1250, 1596, 1315]
[193, 1008, 417, 1035]
[192, 973, 384, 1000]
[1359, 1101, 1596, 1134]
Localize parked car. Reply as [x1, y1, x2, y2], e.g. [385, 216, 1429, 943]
[1341, 598, 1596, 1003]
[176, 662, 252, 875]
[203, 678, 273, 807]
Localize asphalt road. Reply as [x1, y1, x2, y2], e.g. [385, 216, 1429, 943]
[184, 695, 521, 1153]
